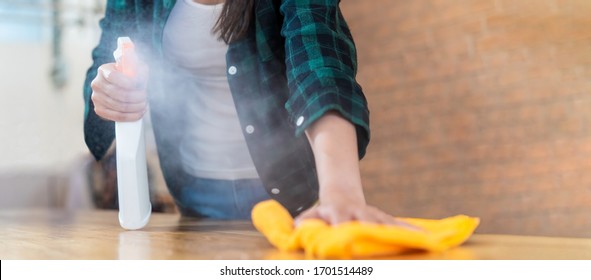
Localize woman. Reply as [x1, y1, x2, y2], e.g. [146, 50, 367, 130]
[85, 0, 400, 225]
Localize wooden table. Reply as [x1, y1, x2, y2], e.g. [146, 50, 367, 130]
[1, 210, 590, 260]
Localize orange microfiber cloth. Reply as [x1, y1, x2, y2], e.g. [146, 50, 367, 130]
[252, 200, 480, 259]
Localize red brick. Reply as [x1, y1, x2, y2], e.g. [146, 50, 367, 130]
[342, 0, 591, 237]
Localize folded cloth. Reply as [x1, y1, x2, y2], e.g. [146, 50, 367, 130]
[252, 200, 480, 259]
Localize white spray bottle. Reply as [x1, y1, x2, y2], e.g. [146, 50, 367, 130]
[113, 37, 151, 230]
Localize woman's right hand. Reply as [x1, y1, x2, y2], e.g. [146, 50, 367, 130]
[90, 62, 149, 122]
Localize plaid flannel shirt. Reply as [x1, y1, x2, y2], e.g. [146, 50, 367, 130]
[83, 0, 370, 216]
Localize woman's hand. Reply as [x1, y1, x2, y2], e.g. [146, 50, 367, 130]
[295, 188, 419, 229]
[90, 62, 149, 122]
[299, 111, 419, 229]
[295, 193, 393, 225]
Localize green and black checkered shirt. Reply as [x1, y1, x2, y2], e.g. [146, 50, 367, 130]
[83, 0, 370, 216]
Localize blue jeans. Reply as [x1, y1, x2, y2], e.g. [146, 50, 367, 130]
[172, 176, 271, 220]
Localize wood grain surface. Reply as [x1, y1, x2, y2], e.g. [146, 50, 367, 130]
[1, 210, 590, 259]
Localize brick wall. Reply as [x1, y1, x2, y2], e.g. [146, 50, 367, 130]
[341, 0, 591, 237]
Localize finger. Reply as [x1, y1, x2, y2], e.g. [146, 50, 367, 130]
[98, 63, 117, 80]
[94, 105, 146, 122]
[367, 207, 423, 231]
[294, 208, 321, 226]
[323, 208, 353, 226]
[93, 79, 147, 104]
[92, 91, 147, 114]
[382, 215, 423, 231]
[93, 69, 147, 104]
[110, 88, 147, 104]
[353, 210, 382, 224]
[100, 63, 145, 90]
[367, 207, 398, 225]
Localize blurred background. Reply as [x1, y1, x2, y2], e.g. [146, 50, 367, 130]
[0, 0, 590, 237]
[0, 0, 104, 209]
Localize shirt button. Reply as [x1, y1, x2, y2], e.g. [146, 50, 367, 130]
[228, 66, 237, 75]
[271, 188, 280, 195]
[245, 125, 254, 134]
[296, 116, 304, 126]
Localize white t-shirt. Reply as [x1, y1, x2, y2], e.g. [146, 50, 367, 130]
[162, 0, 258, 180]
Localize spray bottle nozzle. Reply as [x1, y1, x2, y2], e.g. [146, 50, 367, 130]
[113, 37, 138, 78]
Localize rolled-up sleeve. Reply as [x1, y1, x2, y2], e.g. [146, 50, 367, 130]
[280, 0, 370, 159]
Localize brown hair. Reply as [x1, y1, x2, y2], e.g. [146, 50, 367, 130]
[214, 0, 256, 44]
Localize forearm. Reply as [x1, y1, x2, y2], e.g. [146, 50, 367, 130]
[305, 111, 366, 205]
[299, 112, 413, 226]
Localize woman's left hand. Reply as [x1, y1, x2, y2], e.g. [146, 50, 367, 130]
[299, 112, 420, 229]
[294, 191, 419, 230]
